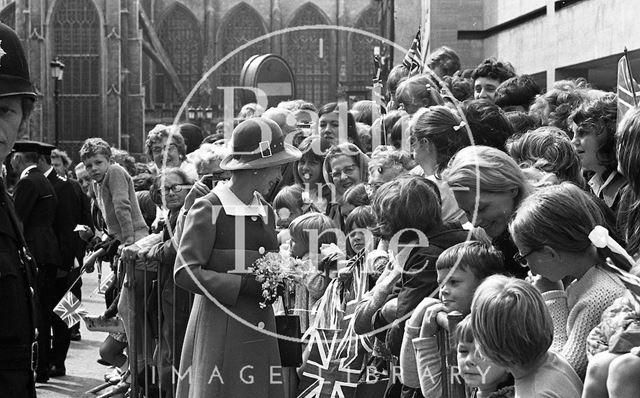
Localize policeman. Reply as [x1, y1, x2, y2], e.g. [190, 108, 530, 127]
[0, 22, 39, 397]
[11, 141, 61, 382]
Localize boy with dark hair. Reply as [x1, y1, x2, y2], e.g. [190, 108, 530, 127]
[471, 58, 516, 102]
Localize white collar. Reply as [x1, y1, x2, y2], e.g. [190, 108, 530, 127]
[589, 171, 619, 197]
[43, 166, 54, 178]
[214, 182, 269, 222]
[19, 165, 37, 180]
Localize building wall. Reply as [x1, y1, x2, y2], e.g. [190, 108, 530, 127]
[143, 0, 401, 123]
[483, 0, 547, 27]
[429, 0, 483, 70]
[395, 0, 422, 56]
[1, 0, 404, 156]
[425, 0, 640, 89]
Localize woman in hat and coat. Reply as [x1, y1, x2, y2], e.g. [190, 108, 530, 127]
[174, 117, 301, 397]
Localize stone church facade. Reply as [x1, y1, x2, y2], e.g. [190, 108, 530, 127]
[0, 0, 418, 158]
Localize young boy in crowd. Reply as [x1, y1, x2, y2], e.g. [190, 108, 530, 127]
[400, 241, 504, 397]
[80, 137, 150, 383]
[80, 138, 148, 246]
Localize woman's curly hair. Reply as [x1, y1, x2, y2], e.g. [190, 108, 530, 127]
[568, 92, 618, 172]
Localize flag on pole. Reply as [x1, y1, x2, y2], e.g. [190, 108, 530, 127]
[420, 1, 431, 73]
[54, 292, 88, 328]
[617, 55, 640, 123]
[402, 28, 423, 76]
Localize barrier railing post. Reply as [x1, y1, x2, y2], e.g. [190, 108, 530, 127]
[125, 257, 138, 398]
[143, 267, 149, 395]
[157, 271, 163, 395]
[436, 310, 465, 398]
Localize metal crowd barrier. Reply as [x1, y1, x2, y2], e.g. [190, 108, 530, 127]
[91, 257, 463, 398]
[436, 311, 466, 398]
[86, 253, 192, 398]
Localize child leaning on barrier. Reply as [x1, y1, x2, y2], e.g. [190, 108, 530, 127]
[400, 241, 504, 397]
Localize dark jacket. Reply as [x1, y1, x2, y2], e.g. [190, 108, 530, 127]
[382, 224, 468, 356]
[13, 167, 60, 269]
[69, 177, 93, 265]
[47, 169, 83, 271]
[0, 178, 37, 374]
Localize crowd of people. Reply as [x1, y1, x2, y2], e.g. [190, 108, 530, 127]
[3, 20, 640, 398]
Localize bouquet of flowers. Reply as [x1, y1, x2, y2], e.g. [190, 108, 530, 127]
[249, 251, 312, 309]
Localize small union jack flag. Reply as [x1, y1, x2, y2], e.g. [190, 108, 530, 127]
[54, 292, 88, 328]
[617, 55, 640, 123]
[297, 300, 372, 397]
[402, 29, 423, 76]
[94, 270, 115, 295]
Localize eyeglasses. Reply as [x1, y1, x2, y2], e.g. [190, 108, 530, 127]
[513, 248, 539, 266]
[408, 135, 426, 148]
[162, 184, 192, 194]
[331, 166, 357, 179]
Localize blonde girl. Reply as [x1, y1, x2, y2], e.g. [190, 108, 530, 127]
[444, 145, 531, 279]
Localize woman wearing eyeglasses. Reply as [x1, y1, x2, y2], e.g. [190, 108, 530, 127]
[509, 183, 631, 380]
[444, 145, 531, 279]
[322, 143, 370, 232]
[145, 124, 198, 233]
[143, 168, 194, 394]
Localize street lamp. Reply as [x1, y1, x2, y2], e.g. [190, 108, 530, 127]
[187, 106, 196, 120]
[50, 57, 65, 147]
[205, 107, 213, 120]
[187, 105, 215, 133]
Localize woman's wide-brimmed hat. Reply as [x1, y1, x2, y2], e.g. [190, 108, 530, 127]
[220, 117, 301, 170]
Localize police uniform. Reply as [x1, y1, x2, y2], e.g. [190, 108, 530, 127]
[0, 179, 38, 397]
[45, 166, 83, 375]
[13, 142, 76, 377]
[0, 22, 41, 396]
[11, 147, 60, 383]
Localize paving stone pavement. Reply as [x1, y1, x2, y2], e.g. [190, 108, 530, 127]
[36, 268, 122, 398]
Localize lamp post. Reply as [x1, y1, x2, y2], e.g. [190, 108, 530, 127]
[50, 57, 65, 147]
